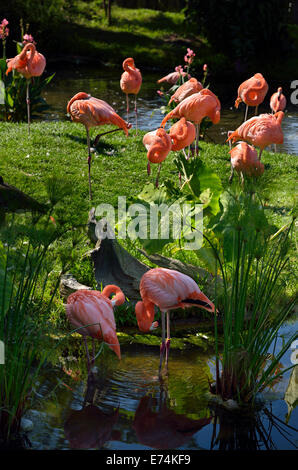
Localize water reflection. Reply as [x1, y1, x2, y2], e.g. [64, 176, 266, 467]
[133, 381, 211, 449]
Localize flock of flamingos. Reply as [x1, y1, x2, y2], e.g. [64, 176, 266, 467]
[5, 42, 287, 376]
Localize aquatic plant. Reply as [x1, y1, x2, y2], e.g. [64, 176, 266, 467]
[210, 192, 297, 404]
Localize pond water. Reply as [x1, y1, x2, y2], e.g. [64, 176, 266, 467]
[42, 65, 298, 155]
[24, 317, 298, 450]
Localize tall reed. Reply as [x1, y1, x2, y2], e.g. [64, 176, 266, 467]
[0, 216, 61, 445]
[210, 192, 297, 404]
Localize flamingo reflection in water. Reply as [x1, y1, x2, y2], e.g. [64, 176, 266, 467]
[133, 381, 211, 449]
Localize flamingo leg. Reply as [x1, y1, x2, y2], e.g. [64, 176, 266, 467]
[86, 127, 92, 200]
[147, 161, 151, 175]
[83, 337, 91, 373]
[255, 105, 258, 116]
[244, 104, 248, 122]
[229, 166, 234, 184]
[134, 95, 138, 135]
[91, 338, 95, 367]
[159, 311, 166, 374]
[26, 79, 31, 136]
[195, 123, 200, 156]
[155, 163, 162, 188]
[126, 94, 129, 124]
[165, 312, 171, 368]
[93, 127, 123, 147]
[259, 148, 263, 161]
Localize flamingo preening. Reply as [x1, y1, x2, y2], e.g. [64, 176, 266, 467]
[227, 111, 284, 161]
[142, 127, 172, 187]
[135, 268, 215, 374]
[270, 87, 286, 114]
[66, 286, 125, 372]
[161, 88, 221, 155]
[229, 141, 264, 184]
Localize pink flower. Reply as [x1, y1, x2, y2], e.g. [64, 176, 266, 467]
[175, 65, 183, 74]
[23, 33, 36, 45]
[157, 90, 164, 96]
[203, 64, 208, 72]
[0, 18, 9, 40]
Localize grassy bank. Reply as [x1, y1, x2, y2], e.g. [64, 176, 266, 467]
[0, 121, 296, 279]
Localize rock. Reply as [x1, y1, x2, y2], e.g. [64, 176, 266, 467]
[59, 273, 92, 300]
[20, 417, 34, 432]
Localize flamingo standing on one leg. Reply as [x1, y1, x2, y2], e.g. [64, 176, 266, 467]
[67, 92, 130, 199]
[120, 58, 142, 134]
[235, 73, 268, 121]
[142, 128, 172, 187]
[161, 88, 221, 155]
[227, 111, 284, 161]
[6, 42, 46, 135]
[65, 286, 125, 372]
[135, 268, 216, 375]
[229, 142, 264, 184]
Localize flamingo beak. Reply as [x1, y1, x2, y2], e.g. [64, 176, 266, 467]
[149, 321, 159, 331]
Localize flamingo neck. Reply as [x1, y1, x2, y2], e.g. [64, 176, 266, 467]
[102, 284, 125, 306]
[135, 301, 155, 332]
[123, 59, 135, 72]
[22, 43, 36, 65]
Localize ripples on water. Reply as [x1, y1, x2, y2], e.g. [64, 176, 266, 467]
[42, 66, 298, 155]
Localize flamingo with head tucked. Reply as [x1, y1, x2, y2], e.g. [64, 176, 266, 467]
[143, 128, 172, 187]
[66, 286, 125, 372]
[135, 268, 215, 374]
[229, 142, 264, 184]
[157, 70, 189, 86]
[235, 73, 268, 121]
[168, 78, 203, 105]
[227, 111, 284, 160]
[120, 58, 142, 134]
[6, 42, 46, 135]
[67, 92, 130, 199]
[161, 88, 221, 155]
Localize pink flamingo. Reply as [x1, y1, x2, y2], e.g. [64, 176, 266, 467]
[120, 57, 142, 134]
[229, 142, 264, 184]
[66, 286, 125, 371]
[169, 117, 196, 152]
[168, 77, 203, 105]
[6, 42, 46, 135]
[157, 70, 189, 86]
[227, 111, 284, 160]
[135, 268, 215, 373]
[235, 73, 268, 121]
[161, 88, 221, 155]
[142, 128, 172, 187]
[270, 87, 286, 113]
[67, 92, 130, 199]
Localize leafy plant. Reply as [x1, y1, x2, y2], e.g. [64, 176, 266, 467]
[208, 193, 297, 404]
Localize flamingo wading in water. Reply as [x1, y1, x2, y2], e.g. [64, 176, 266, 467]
[6, 42, 46, 135]
[120, 58, 142, 134]
[67, 92, 130, 199]
[227, 111, 284, 161]
[235, 73, 268, 121]
[161, 88, 221, 156]
[135, 268, 216, 374]
[66, 286, 125, 372]
[142, 128, 172, 187]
